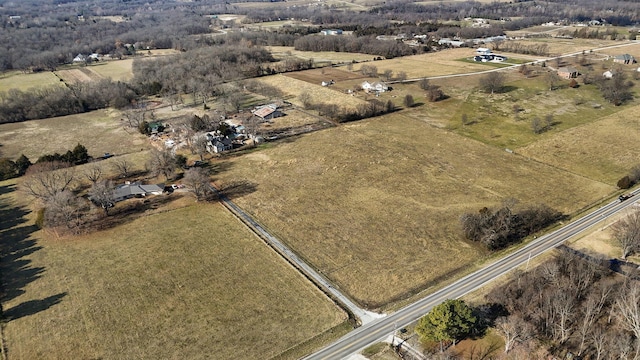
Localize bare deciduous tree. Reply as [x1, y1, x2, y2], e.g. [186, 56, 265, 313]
[194, 136, 209, 161]
[496, 315, 533, 353]
[615, 281, 640, 340]
[383, 69, 393, 81]
[479, 72, 506, 94]
[147, 148, 177, 180]
[183, 167, 213, 201]
[112, 159, 133, 179]
[45, 190, 85, 231]
[88, 180, 116, 216]
[396, 71, 407, 82]
[21, 161, 75, 201]
[611, 210, 640, 259]
[84, 164, 102, 184]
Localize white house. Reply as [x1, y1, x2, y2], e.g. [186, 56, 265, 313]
[72, 54, 87, 63]
[361, 81, 388, 93]
[603, 70, 615, 79]
[321, 29, 343, 36]
[476, 47, 492, 55]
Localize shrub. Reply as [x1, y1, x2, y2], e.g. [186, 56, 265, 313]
[617, 175, 633, 189]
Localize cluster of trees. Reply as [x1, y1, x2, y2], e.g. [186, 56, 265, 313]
[299, 92, 395, 123]
[559, 27, 635, 40]
[419, 78, 446, 102]
[293, 35, 415, 59]
[616, 164, 640, 190]
[460, 200, 563, 249]
[0, 154, 32, 180]
[0, 79, 136, 123]
[492, 41, 550, 56]
[132, 44, 275, 100]
[20, 147, 215, 232]
[485, 253, 640, 359]
[0, 144, 89, 180]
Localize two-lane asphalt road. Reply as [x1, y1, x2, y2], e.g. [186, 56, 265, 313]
[305, 189, 640, 359]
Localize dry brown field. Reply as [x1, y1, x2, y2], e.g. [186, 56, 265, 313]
[258, 74, 369, 111]
[55, 67, 103, 83]
[517, 105, 640, 185]
[88, 58, 135, 81]
[0, 71, 63, 92]
[285, 67, 368, 84]
[351, 49, 493, 79]
[268, 46, 376, 63]
[0, 182, 347, 359]
[0, 109, 148, 161]
[213, 114, 614, 309]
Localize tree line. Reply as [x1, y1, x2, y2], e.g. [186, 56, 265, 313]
[416, 252, 640, 359]
[0, 79, 136, 124]
[293, 35, 416, 59]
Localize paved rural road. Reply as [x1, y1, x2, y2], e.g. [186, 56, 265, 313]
[209, 185, 383, 324]
[305, 188, 640, 360]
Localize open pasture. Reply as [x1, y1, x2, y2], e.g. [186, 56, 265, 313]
[268, 46, 376, 64]
[517, 104, 640, 185]
[88, 58, 135, 81]
[351, 49, 494, 79]
[213, 114, 613, 309]
[0, 71, 63, 92]
[0, 109, 148, 161]
[258, 74, 369, 111]
[401, 71, 634, 149]
[0, 186, 347, 360]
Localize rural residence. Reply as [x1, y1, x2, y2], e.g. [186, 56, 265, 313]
[613, 54, 637, 64]
[557, 66, 579, 79]
[476, 48, 492, 55]
[361, 81, 389, 94]
[603, 70, 615, 79]
[113, 182, 165, 202]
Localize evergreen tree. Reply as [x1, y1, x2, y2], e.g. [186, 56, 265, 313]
[416, 299, 476, 348]
[15, 154, 31, 176]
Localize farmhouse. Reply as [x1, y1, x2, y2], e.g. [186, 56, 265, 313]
[113, 182, 165, 202]
[361, 81, 388, 93]
[72, 54, 87, 63]
[613, 54, 637, 64]
[252, 103, 283, 120]
[557, 66, 579, 79]
[476, 47, 492, 55]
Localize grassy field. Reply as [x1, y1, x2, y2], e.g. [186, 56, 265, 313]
[397, 69, 638, 150]
[268, 46, 377, 64]
[517, 104, 640, 185]
[87, 59, 134, 81]
[258, 74, 369, 111]
[0, 109, 149, 161]
[0, 181, 347, 359]
[213, 114, 614, 309]
[0, 71, 63, 92]
[351, 49, 495, 79]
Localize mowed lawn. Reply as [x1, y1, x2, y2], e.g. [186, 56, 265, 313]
[213, 114, 614, 309]
[517, 104, 640, 185]
[0, 109, 148, 160]
[0, 184, 347, 359]
[88, 59, 135, 81]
